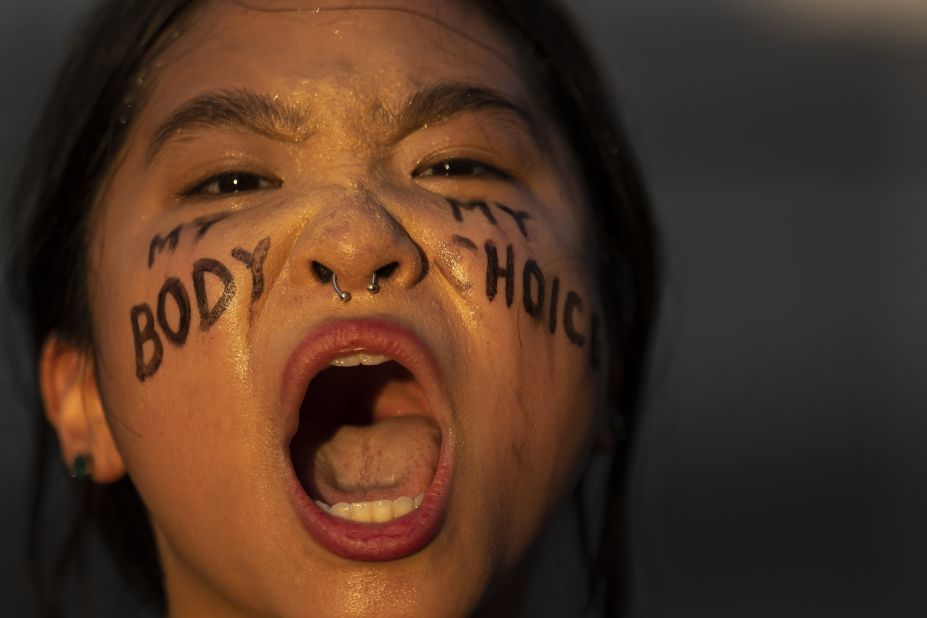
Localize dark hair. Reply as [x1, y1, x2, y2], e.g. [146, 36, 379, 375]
[7, 0, 659, 615]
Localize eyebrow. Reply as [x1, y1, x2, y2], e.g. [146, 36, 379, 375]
[146, 82, 538, 165]
[389, 82, 540, 144]
[146, 89, 312, 164]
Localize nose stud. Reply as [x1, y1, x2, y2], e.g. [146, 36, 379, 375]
[331, 273, 351, 302]
[367, 272, 380, 293]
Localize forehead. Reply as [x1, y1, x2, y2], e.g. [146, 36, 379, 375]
[143, 0, 532, 118]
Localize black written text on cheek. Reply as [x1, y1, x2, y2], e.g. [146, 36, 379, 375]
[131, 236, 269, 382]
[481, 237, 600, 368]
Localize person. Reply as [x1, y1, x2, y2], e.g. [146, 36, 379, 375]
[7, 0, 658, 615]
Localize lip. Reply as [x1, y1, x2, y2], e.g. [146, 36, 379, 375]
[281, 318, 454, 561]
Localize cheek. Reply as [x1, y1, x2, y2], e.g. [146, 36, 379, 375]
[93, 214, 274, 382]
[430, 194, 601, 352]
[432, 196, 602, 560]
[89, 221, 285, 577]
[89, 216, 274, 468]
[457, 284, 599, 570]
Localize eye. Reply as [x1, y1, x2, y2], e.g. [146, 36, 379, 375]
[184, 171, 281, 197]
[413, 158, 512, 181]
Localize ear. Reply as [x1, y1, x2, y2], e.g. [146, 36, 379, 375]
[39, 335, 126, 483]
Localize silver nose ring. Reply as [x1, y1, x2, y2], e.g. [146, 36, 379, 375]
[367, 272, 380, 293]
[331, 273, 351, 302]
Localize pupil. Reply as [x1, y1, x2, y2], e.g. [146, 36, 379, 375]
[218, 173, 258, 192]
[440, 160, 475, 176]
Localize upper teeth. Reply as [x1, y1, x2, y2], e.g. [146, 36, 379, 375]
[329, 353, 390, 367]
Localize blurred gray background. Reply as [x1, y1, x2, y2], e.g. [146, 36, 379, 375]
[1, 1, 925, 616]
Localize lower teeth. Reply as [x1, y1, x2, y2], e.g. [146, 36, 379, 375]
[315, 493, 425, 523]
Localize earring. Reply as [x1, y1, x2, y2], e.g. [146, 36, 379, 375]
[70, 454, 94, 479]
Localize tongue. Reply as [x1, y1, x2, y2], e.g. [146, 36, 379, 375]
[305, 415, 441, 505]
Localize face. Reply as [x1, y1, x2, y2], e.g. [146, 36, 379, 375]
[83, 1, 606, 615]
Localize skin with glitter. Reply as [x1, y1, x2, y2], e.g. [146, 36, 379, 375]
[43, 1, 609, 615]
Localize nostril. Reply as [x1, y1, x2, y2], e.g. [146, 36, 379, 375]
[368, 262, 400, 293]
[311, 261, 334, 283]
[374, 262, 399, 280]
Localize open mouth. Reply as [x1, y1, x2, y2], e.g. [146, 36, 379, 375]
[281, 320, 452, 561]
[289, 355, 441, 523]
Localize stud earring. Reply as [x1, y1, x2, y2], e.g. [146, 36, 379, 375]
[70, 454, 94, 479]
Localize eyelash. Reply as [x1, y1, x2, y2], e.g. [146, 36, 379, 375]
[182, 157, 510, 198]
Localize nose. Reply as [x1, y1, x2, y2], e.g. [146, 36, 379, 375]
[289, 186, 426, 301]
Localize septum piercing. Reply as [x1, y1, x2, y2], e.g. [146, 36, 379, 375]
[332, 273, 351, 302]
[367, 272, 380, 293]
